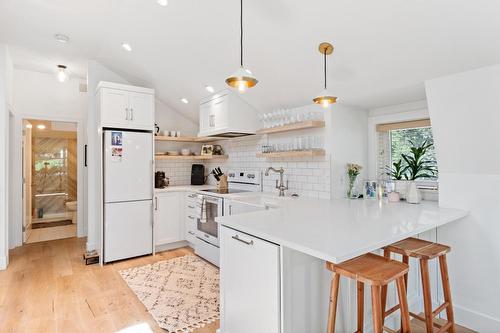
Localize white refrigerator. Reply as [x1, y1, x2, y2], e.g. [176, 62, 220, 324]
[103, 130, 153, 263]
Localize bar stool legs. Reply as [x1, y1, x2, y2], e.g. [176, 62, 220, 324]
[326, 253, 411, 333]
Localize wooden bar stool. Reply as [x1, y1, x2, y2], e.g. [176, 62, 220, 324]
[326, 253, 412, 333]
[381, 238, 454, 333]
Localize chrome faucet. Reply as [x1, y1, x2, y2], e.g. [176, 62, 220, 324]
[265, 167, 288, 197]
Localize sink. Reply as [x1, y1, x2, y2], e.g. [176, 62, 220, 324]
[229, 194, 295, 208]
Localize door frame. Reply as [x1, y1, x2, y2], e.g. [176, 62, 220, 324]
[11, 113, 85, 247]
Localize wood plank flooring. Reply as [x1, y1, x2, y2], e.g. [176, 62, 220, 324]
[0, 237, 219, 333]
[0, 237, 475, 333]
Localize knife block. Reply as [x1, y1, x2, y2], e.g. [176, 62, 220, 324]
[218, 174, 228, 189]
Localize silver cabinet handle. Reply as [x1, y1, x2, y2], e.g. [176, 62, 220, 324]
[229, 205, 232, 215]
[188, 194, 197, 198]
[188, 231, 195, 235]
[188, 205, 195, 209]
[130, 108, 134, 120]
[188, 215, 195, 219]
[154, 197, 158, 211]
[204, 233, 210, 238]
[125, 108, 129, 120]
[232, 234, 253, 245]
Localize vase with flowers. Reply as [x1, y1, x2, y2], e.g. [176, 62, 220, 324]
[346, 163, 362, 199]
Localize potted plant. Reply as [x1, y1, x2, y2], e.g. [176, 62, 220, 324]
[402, 140, 437, 203]
[346, 163, 362, 199]
[386, 159, 409, 198]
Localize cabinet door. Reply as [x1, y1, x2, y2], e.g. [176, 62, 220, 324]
[155, 193, 183, 245]
[220, 226, 281, 333]
[198, 101, 211, 135]
[211, 94, 229, 130]
[100, 88, 129, 127]
[129, 92, 154, 129]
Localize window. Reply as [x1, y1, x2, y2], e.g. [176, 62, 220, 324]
[377, 119, 438, 189]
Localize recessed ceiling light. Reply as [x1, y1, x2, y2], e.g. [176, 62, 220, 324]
[54, 34, 70, 43]
[157, 0, 168, 6]
[205, 86, 214, 93]
[37, 124, 46, 130]
[181, 98, 189, 104]
[121, 42, 132, 52]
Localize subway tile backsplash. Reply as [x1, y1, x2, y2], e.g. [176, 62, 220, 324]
[155, 135, 331, 199]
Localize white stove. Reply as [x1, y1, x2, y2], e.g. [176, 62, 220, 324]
[195, 169, 261, 266]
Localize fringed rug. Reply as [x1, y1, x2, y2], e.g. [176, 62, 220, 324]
[119, 255, 219, 332]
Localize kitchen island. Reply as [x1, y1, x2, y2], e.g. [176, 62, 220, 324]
[216, 197, 467, 333]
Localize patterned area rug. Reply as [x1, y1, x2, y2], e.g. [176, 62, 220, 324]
[119, 255, 219, 332]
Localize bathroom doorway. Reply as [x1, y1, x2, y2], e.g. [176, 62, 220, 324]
[22, 119, 78, 243]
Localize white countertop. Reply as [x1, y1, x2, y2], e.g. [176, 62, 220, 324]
[216, 198, 468, 264]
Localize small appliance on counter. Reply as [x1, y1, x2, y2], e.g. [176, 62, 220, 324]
[155, 171, 169, 188]
[191, 164, 205, 185]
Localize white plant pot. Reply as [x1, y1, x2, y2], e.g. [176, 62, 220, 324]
[394, 180, 410, 199]
[406, 181, 422, 204]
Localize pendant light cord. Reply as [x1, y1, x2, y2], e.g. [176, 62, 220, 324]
[240, 0, 243, 67]
[324, 49, 327, 89]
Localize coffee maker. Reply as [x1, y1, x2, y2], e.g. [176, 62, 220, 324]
[155, 171, 169, 188]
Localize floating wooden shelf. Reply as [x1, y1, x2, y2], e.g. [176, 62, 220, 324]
[256, 149, 325, 158]
[154, 135, 225, 143]
[155, 154, 229, 160]
[256, 120, 325, 134]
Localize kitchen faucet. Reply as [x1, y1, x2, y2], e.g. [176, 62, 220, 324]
[265, 167, 288, 197]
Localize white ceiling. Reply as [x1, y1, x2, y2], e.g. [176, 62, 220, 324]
[1, 0, 500, 121]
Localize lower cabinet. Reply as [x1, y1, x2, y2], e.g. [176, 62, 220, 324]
[154, 192, 184, 246]
[220, 225, 281, 333]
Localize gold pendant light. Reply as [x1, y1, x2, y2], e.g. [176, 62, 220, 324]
[313, 42, 337, 108]
[225, 0, 258, 92]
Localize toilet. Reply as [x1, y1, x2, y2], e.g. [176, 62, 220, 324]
[65, 201, 77, 224]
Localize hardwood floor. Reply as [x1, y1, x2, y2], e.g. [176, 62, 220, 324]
[0, 237, 219, 333]
[0, 237, 475, 333]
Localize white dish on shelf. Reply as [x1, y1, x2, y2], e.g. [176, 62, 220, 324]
[167, 151, 180, 156]
[181, 149, 191, 156]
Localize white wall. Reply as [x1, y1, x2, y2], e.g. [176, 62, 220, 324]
[0, 44, 13, 269]
[425, 65, 500, 331]
[8, 69, 88, 248]
[328, 104, 368, 199]
[155, 99, 198, 136]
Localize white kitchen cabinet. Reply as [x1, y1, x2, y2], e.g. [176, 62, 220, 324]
[185, 192, 198, 245]
[220, 226, 281, 333]
[98, 81, 154, 130]
[154, 192, 184, 246]
[198, 89, 258, 137]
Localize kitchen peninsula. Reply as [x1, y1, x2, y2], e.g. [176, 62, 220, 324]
[216, 197, 467, 333]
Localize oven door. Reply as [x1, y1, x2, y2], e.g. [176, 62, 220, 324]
[196, 195, 223, 247]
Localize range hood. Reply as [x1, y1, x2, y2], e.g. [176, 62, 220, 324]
[198, 90, 258, 138]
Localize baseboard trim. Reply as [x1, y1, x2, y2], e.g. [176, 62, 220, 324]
[155, 240, 189, 253]
[454, 303, 500, 332]
[0, 256, 7, 270]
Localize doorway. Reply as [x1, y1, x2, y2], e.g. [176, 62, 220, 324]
[23, 119, 78, 243]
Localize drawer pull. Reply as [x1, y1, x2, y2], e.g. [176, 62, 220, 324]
[188, 231, 195, 235]
[188, 205, 195, 209]
[188, 215, 195, 219]
[232, 235, 254, 246]
[188, 194, 197, 198]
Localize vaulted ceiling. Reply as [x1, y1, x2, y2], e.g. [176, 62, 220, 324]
[1, 0, 500, 121]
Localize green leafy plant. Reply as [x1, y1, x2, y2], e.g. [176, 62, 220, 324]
[386, 159, 408, 180]
[401, 140, 437, 180]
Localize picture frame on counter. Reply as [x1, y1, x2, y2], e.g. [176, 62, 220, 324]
[201, 144, 213, 156]
[364, 180, 378, 199]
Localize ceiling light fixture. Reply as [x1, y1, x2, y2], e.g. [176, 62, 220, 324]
[181, 98, 189, 104]
[56, 65, 68, 82]
[225, 0, 258, 93]
[121, 42, 132, 52]
[157, 0, 168, 6]
[313, 42, 337, 108]
[205, 85, 215, 93]
[54, 34, 70, 43]
[37, 124, 46, 130]
[26, 123, 33, 129]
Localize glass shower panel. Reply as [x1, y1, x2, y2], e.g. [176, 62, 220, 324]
[32, 137, 75, 219]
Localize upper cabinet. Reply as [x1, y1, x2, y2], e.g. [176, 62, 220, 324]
[97, 81, 155, 130]
[198, 89, 258, 138]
